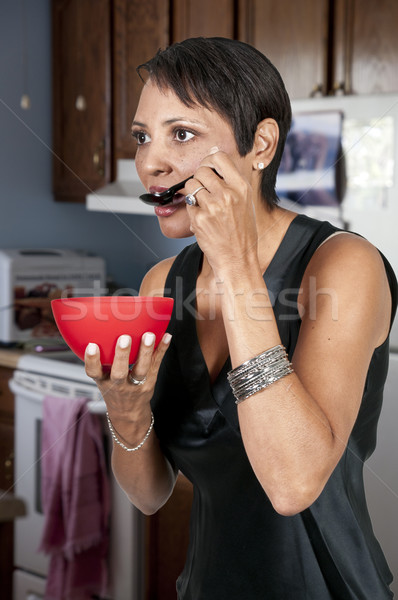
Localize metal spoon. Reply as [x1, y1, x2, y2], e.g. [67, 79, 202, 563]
[139, 175, 193, 206]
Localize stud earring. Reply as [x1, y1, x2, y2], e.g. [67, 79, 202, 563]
[258, 162, 265, 170]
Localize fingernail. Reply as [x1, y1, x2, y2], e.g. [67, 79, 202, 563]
[209, 146, 219, 154]
[143, 332, 155, 347]
[86, 343, 98, 356]
[163, 333, 172, 345]
[118, 335, 131, 349]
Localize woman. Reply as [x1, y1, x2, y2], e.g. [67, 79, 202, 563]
[85, 38, 397, 598]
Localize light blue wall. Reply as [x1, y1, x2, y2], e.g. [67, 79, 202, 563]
[0, 0, 188, 290]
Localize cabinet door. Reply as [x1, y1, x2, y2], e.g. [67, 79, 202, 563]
[0, 421, 14, 491]
[0, 366, 14, 424]
[52, 0, 111, 202]
[145, 473, 193, 600]
[0, 364, 14, 492]
[333, 0, 398, 95]
[113, 0, 170, 162]
[172, 0, 234, 41]
[238, 0, 329, 99]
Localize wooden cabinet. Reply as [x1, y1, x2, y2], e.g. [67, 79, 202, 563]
[332, 0, 398, 95]
[0, 368, 14, 491]
[52, 0, 170, 202]
[52, 0, 237, 203]
[113, 0, 238, 161]
[172, 0, 234, 41]
[172, 0, 398, 98]
[52, 0, 112, 202]
[238, 0, 330, 99]
[239, 0, 398, 99]
[0, 366, 15, 600]
[145, 473, 193, 600]
[112, 0, 170, 163]
[52, 0, 398, 191]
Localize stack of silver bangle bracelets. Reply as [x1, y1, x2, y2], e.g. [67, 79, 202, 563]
[227, 344, 294, 404]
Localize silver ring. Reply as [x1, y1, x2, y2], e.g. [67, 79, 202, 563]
[185, 186, 206, 206]
[128, 372, 147, 385]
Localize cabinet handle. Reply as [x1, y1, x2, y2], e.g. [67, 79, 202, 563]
[93, 140, 105, 176]
[4, 451, 14, 482]
[332, 81, 347, 96]
[310, 83, 323, 97]
[75, 95, 87, 111]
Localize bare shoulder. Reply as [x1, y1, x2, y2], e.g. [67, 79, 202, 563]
[139, 256, 177, 297]
[305, 231, 387, 283]
[300, 231, 392, 346]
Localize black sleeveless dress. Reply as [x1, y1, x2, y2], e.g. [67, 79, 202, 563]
[151, 214, 397, 599]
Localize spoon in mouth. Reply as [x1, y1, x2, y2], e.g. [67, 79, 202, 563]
[139, 175, 194, 206]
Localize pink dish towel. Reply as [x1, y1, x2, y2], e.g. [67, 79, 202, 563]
[39, 396, 110, 600]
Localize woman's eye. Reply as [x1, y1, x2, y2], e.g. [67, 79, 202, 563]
[174, 129, 195, 142]
[132, 131, 150, 145]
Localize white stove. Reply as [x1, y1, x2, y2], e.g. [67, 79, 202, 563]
[10, 351, 144, 600]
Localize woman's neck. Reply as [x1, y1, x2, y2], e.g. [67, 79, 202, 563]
[199, 206, 297, 280]
[254, 205, 297, 271]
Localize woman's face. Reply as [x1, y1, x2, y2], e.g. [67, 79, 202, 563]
[132, 80, 253, 239]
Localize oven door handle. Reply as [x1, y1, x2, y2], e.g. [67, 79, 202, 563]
[9, 378, 104, 413]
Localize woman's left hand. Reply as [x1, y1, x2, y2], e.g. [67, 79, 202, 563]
[185, 150, 259, 278]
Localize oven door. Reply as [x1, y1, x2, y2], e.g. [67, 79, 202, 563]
[10, 375, 145, 600]
[13, 569, 46, 600]
[11, 381, 49, 578]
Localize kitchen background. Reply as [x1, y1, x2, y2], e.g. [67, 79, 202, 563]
[0, 0, 188, 293]
[1, 0, 398, 599]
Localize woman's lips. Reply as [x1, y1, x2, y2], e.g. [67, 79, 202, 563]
[154, 193, 186, 217]
[149, 186, 167, 194]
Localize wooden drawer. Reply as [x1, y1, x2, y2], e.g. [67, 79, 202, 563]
[0, 367, 14, 421]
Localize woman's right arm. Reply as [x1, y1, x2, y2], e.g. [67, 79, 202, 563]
[85, 257, 177, 515]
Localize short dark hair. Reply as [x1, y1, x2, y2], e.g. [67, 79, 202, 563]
[137, 37, 292, 208]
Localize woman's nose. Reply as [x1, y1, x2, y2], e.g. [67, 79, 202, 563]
[139, 138, 172, 177]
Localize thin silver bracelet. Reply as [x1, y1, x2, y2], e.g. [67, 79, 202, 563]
[228, 344, 293, 404]
[106, 411, 154, 452]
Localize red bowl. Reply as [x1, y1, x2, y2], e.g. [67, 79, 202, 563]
[51, 296, 174, 366]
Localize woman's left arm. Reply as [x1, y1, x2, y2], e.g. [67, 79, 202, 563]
[186, 152, 392, 517]
[224, 234, 391, 516]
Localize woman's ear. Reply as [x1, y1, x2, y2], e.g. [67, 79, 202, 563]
[252, 118, 279, 171]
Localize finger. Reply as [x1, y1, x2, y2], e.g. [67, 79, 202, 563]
[188, 166, 229, 208]
[84, 343, 105, 381]
[195, 159, 251, 214]
[192, 166, 224, 196]
[130, 332, 156, 380]
[149, 332, 173, 375]
[185, 181, 209, 211]
[110, 334, 133, 383]
[198, 150, 243, 188]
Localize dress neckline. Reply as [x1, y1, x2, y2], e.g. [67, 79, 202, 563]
[189, 213, 302, 388]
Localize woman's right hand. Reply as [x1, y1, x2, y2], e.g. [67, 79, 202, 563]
[84, 331, 172, 441]
[85, 330, 176, 513]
